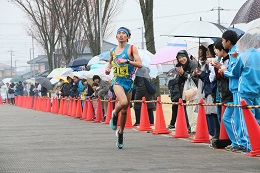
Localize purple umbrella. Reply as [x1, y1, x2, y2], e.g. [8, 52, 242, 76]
[231, 0, 260, 25]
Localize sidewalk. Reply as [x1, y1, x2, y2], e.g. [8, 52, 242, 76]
[0, 105, 259, 173]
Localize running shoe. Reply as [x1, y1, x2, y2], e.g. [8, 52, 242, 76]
[231, 145, 246, 153]
[109, 110, 118, 130]
[116, 129, 124, 149]
[225, 145, 233, 151]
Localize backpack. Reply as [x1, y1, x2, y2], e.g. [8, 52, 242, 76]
[168, 76, 181, 102]
[143, 78, 156, 95]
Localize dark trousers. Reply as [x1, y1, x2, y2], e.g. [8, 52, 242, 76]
[134, 108, 154, 124]
[170, 104, 191, 133]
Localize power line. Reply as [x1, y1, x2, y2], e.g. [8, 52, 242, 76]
[115, 8, 237, 22]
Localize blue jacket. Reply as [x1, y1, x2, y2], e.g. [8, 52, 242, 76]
[231, 48, 260, 98]
[76, 80, 84, 93]
[224, 46, 239, 93]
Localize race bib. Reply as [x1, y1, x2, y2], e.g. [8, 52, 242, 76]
[113, 65, 128, 77]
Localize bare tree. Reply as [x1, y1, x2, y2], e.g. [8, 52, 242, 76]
[139, 0, 160, 96]
[12, 0, 60, 71]
[82, 0, 123, 56]
[51, 0, 86, 65]
[139, 0, 156, 54]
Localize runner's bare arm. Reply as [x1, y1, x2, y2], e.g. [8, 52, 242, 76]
[129, 45, 142, 68]
[105, 50, 113, 75]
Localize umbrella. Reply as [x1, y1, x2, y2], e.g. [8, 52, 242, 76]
[87, 56, 107, 66]
[47, 68, 73, 78]
[231, 0, 260, 25]
[137, 49, 162, 78]
[236, 18, 260, 53]
[150, 46, 184, 65]
[36, 77, 53, 90]
[167, 37, 213, 58]
[228, 27, 245, 37]
[98, 51, 110, 61]
[169, 21, 227, 38]
[10, 77, 25, 83]
[2, 78, 12, 84]
[69, 57, 90, 67]
[25, 78, 35, 84]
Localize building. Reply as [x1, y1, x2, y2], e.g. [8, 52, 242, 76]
[26, 41, 117, 78]
[0, 63, 15, 80]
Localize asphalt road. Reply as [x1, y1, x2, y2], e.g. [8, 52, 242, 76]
[0, 104, 259, 173]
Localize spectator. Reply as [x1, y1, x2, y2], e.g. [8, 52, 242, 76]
[73, 76, 84, 97]
[8, 82, 15, 104]
[17, 81, 24, 96]
[173, 50, 198, 133]
[40, 86, 48, 97]
[82, 78, 94, 99]
[92, 75, 109, 119]
[193, 45, 217, 137]
[91, 82, 100, 119]
[133, 67, 155, 126]
[29, 83, 35, 96]
[60, 78, 71, 97]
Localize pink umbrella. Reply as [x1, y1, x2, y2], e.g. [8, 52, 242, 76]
[150, 46, 184, 65]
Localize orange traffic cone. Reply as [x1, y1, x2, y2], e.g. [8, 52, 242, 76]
[75, 98, 82, 118]
[62, 98, 69, 115]
[29, 96, 34, 109]
[71, 98, 77, 117]
[103, 98, 113, 124]
[0, 96, 3, 104]
[68, 98, 73, 116]
[58, 98, 64, 114]
[125, 106, 134, 128]
[172, 98, 189, 138]
[81, 99, 88, 120]
[241, 100, 260, 156]
[138, 97, 152, 131]
[54, 98, 59, 114]
[33, 97, 36, 110]
[152, 97, 170, 134]
[219, 105, 229, 140]
[45, 98, 51, 112]
[192, 99, 210, 142]
[86, 99, 95, 121]
[94, 97, 103, 122]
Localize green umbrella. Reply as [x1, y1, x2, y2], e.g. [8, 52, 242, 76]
[10, 77, 25, 83]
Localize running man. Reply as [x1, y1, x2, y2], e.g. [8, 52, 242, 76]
[105, 27, 142, 149]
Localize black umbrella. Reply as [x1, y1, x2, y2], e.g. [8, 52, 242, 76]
[69, 58, 91, 67]
[36, 77, 53, 90]
[231, 0, 260, 25]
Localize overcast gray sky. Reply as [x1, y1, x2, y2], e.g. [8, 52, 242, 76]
[0, 0, 246, 69]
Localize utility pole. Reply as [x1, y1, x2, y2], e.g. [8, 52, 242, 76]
[32, 36, 35, 78]
[98, 0, 102, 53]
[14, 60, 18, 77]
[138, 27, 145, 49]
[30, 48, 32, 77]
[211, 0, 227, 25]
[8, 48, 14, 78]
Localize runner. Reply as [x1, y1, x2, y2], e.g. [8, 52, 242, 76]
[105, 27, 142, 149]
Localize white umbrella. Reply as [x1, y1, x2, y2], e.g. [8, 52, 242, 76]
[25, 78, 35, 84]
[169, 21, 227, 38]
[167, 37, 213, 58]
[87, 56, 107, 66]
[137, 49, 162, 78]
[2, 78, 12, 84]
[47, 68, 73, 78]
